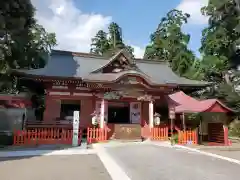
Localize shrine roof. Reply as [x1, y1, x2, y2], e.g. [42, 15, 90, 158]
[13, 49, 209, 87]
[168, 91, 235, 113]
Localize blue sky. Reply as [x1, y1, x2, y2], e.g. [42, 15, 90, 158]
[32, 0, 208, 58]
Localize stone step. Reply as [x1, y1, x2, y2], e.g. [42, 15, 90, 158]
[113, 124, 142, 140]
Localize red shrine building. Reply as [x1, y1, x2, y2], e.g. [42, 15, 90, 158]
[13, 49, 231, 141]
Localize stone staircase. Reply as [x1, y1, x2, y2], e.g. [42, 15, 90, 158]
[112, 124, 142, 140]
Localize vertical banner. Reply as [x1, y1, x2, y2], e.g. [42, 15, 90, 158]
[149, 101, 154, 128]
[96, 101, 108, 122]
[72, 111, 80, 147]
[130, 102, 141, 124]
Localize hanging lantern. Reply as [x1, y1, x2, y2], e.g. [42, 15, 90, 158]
[154, 113, 161, 126]
[91, 111, 99, 126]
[91, 115, 98, 126]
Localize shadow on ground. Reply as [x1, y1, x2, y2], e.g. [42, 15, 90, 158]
[0, 142, 89, 162]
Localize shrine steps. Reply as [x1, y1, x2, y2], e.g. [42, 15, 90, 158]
[107, 124, 142, 140]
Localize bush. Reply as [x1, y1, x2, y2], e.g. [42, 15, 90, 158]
[0, 132, 13, 146]
[229, 119, 240, 138]
[171, 133, 178, 144]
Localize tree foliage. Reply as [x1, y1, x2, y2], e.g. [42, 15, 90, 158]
[199, 0, 240, 80]
[90, 30, 110, 56]
[0, 0, 57, 92]
[194, 0, 240, 111]
[90, 22, 134, 57]
[144, 10, 194, 76]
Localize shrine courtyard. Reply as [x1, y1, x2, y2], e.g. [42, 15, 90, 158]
[0, 142, 239, 180]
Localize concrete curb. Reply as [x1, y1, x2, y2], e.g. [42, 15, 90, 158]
[174, 144, 240, 165]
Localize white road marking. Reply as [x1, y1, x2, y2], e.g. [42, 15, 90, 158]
[174, 144, 240, 165]
[93, 144, 131, 180]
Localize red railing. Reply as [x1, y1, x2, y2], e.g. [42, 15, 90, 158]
[87, 128, 107, 144]
[150, 127, 168, 141]
[13, 128, 82, 146]
[178, 130, 198, 145]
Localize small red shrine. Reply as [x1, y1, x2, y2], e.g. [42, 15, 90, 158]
[13, 49, 212, 140]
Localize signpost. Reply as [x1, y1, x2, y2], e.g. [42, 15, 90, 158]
[169, 107, 175, 145]
[72, 111, 80, 147]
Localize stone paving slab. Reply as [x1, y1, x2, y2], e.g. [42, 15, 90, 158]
[0, 154, 112, 180]
[106, 144, 240, 180]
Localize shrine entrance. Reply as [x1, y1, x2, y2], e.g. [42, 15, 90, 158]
[108, 102, 130, 124]
[102, 90, 145, 140]
[106, 101, 142, 140]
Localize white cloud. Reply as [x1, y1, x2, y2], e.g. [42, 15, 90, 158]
[31, 0, 111, 52]
[132, 45, 145, 59]
[31, 0, 144, 58]
[177, 0, 209, 25]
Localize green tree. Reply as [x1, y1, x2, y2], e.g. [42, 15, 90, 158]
[197, 0, 240, 111]
[144, 9, 194, 76]
[90, 22, 135, 57]
[108, 22, 124, 49]
[200, 0, 240, 80]
[90, 30, 110, 55]
[0, 0, 57, 92]
[1, 0, 35, 72]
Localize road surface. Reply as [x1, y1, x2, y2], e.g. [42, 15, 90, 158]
[0, 143, 239, 180]
[106, 144, 240, 180]
[0, 154, 111, 180]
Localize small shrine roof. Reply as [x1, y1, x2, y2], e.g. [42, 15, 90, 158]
[168, 91, 235, 113]
[13, 49, 210, 87]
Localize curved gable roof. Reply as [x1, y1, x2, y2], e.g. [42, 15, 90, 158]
[13, 50, 209, 87]
[91, 49, 136, 73]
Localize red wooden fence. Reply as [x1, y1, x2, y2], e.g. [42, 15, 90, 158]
[87, 128, 107, 144]
[150, 127, 168, 141]
[178, 130, 198, 145]
[13, 128, 82, 146]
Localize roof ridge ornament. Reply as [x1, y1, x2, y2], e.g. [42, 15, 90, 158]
[90, 49, 138, 74]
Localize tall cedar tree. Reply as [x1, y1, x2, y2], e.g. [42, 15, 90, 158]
[197, 0, 240, 111]
[90, 30, 110, 55]
[90, 22, 134, 57]
[144, 10, 194, 76]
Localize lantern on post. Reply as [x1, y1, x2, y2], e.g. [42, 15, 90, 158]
[154, 112, 161, 126]
[91, 111, 99, 127]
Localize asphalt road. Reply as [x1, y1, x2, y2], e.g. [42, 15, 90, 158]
[0, 154, 111, 180]
[106, 144, 240, 180]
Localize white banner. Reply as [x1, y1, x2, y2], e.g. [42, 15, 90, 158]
[72, 111, 79, 146]
[96, 101, 108, 122]
[130, 102, 141, 124]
